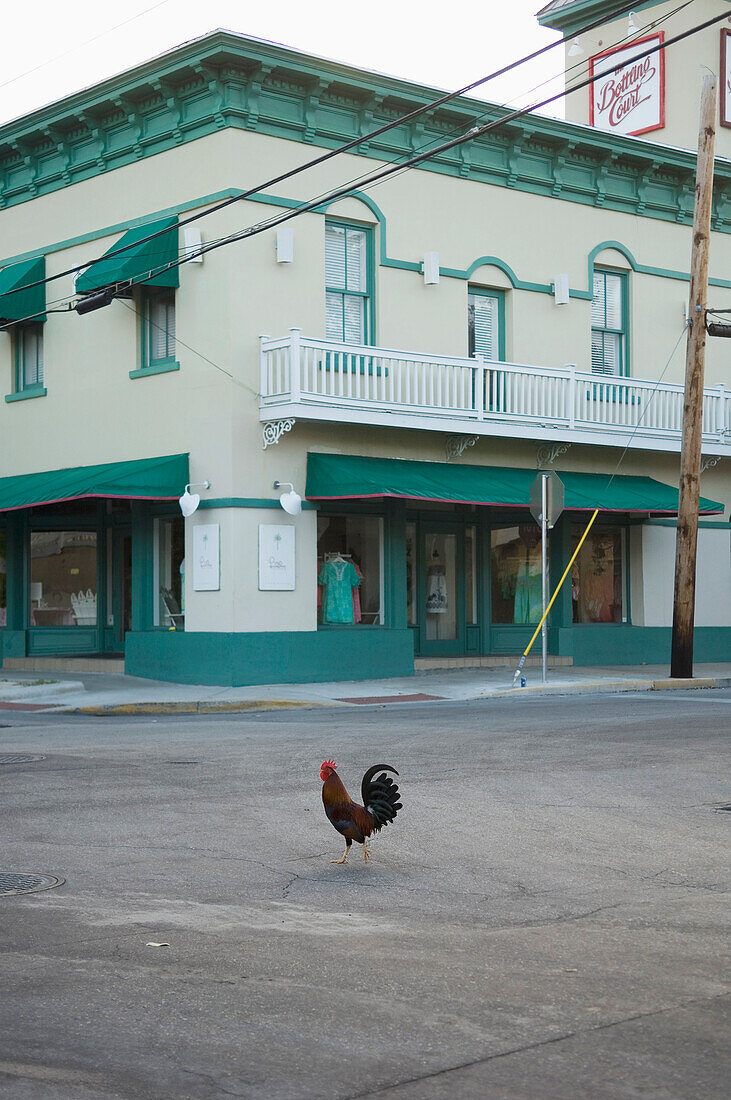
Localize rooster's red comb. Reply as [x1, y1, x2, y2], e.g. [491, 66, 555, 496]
[321, 759, 337, 770]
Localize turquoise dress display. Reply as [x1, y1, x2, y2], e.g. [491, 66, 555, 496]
[318, 558, 360, 624]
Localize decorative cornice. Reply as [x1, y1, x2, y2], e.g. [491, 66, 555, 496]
[0, 29, 729, 231]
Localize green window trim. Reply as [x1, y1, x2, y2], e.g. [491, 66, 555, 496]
[140, 287, 176, 371]
[12, 322, 45, 396]
[5, 385, 47, 403]
[325, 219, 375, 345]
[591, 268, 629, 377]
[467, 287, 506, 361]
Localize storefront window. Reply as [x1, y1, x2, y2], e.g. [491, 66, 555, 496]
[572, 524, 626, 623]
[425, 532, 457, 640]
[30, 531, 97, 626]
[0, 532, 6, 627]
[154, 517, 185, 628]
[317, 514, 383, 625]
[406, 522, 417, 626]
[491, 524, 542, 624]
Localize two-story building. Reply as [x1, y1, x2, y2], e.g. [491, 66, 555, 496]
[1, 0, 729, 685]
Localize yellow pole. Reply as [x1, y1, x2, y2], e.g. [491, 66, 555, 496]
[512, 509, 599, 686]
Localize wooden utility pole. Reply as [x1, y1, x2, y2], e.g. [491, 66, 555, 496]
[670, 75, 717, 679]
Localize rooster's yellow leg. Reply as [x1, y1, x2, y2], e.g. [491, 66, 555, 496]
[363, 843, 370, 864]
[331, 849, 349, 864]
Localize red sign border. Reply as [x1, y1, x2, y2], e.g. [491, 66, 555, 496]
[588, 31, 666, 138]
[722, 28, 731, 130]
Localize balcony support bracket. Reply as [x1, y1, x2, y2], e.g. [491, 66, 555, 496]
[537, 442, 571, 468]
[263, 418, 295, 449]
[446, 435, 479, 461]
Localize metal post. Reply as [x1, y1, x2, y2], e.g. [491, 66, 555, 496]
[541, 472, 548, 685]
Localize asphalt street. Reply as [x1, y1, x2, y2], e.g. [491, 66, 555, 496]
[1, 691, 729, 1099]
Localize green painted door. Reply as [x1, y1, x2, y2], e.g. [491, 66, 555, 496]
[109, 528, 132, 653]
[418, 523, 465, 657]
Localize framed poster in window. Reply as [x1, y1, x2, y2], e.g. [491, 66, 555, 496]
[722, 29, 731, 130]
[259, 524, 295, 591]
[589, 33, 665, 137]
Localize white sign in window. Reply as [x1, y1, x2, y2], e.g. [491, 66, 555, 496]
[589, 33, 665, 137]
[722, 29, 731, 130]
[259, 524, 295, 591]
[193, 524, 220, 591]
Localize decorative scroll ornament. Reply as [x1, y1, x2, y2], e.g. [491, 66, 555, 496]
[700, 455, 723, 473]
[446, 435, 478, 461]
[262, 418, 295, 449]
[537, 442, 571, 468]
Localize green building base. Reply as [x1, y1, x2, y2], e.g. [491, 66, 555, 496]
[125, 627, 415, 686]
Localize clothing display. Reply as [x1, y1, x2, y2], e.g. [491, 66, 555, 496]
[426, 564, 448, 613]
[318, 556, 360, 624]
[352, 562, 363, 623]
[513, 554, 542, 623]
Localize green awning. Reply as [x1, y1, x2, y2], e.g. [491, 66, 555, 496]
[75, 217, 179, 295]
[0, 256, 45, 325]
[306, 453, 725, 515]
[0, 454, 189, 513]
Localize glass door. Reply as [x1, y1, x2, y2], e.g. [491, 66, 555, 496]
[418, 525, 465, 656]
[109, 528, 132, 652]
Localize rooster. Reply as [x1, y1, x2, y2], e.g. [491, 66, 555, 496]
[320, 760, 402, 864]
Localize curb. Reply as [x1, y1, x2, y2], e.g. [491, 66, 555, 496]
[63, 699, 332, 716]
[479, 677, 727, 700]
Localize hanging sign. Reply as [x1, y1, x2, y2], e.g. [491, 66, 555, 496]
[193, 524, 220, 591]
[722, 29, 731, 130]
[589, 33, 665, 137]
[259, 524, 295, 591]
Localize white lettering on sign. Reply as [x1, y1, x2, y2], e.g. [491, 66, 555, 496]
[589, 33, 665, 137]
[722, 29, 731, 130]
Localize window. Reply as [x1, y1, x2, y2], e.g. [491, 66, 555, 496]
[491, 524, 542, 624]
[142, 289, 176, 367]
[591, 270, 626, 375]
[571, 524, 627, 623]
[0, 531, 6, 627]
[154, 517, 185, 628]
[468, 290, 502, 360]
[317, 514, 383, 625]
[29, 531, 97, 627]
[15, 324, 44, 393]
[325, 222, 372, 344]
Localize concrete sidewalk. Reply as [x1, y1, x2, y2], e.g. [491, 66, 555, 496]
[1, 661, 730, 713]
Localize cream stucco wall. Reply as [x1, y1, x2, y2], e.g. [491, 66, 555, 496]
[639, 523, 731, 625]
[1, 108, 729, 636]
[563, 0, 731, 157]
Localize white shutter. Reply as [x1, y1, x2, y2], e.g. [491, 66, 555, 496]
[343, 295, 365, 344]
[346, 228, 366, 292]
[591, 331, 620, 375]
[325, 224, 346, 289]
[22, 326, 43, 387]
[591, 272, 605, 326]
[149, 293, 175, 360]
[471, 294, 499, 360]
[604, 273, 622, 329]
[326, 292, 344, 340]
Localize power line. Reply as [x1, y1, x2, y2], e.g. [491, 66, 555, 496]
[2, 0, 646, 298]
[127, 4, 729, 285]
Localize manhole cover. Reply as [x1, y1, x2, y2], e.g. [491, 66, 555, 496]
[0, 753, 46, 765]
[0, 872, 64, 897]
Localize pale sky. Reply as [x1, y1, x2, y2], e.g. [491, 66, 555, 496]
[1, 0, 566, 128]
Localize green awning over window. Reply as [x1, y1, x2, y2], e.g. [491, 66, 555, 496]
[306, 453, 724, 515]
[0, 256, 45, 325]
[0, 454, 189, 513]
[75, 217, 179, 295]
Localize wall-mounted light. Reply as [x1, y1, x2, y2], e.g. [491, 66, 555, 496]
[553, 274, 570, 306]
[183, 226, 204, 263]
[273, 480, 302, 515]
[626, 11, 639, 37]
[423, 251, 440, 285]
[179, 480, 211, 517]
[568, 38, 583, 57]
[276, 227, 294, 263]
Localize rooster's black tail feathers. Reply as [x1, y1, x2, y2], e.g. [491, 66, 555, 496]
[361, 764, 402, 830]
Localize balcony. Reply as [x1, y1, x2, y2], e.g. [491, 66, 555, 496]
[259, 329, 730, 456]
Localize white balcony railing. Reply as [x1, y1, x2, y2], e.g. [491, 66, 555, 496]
[259, 329, 730, 454]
